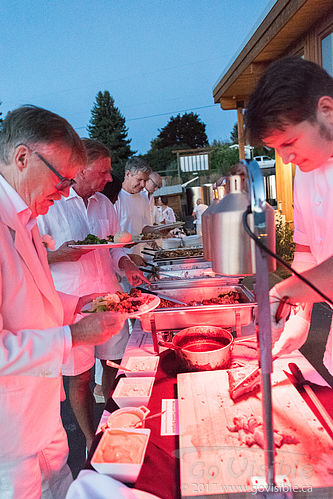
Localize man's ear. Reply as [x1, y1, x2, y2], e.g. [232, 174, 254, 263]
[14, 145, 29, 171]
[317, 96, 333, 125]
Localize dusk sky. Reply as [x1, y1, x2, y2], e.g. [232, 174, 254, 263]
[2, 0, 275, 154]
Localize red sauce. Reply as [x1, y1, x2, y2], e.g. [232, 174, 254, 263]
[183, 339, 230, 352]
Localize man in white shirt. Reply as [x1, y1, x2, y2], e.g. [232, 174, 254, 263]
[141, 172, 162, 225]
[192, 198, 208, 235]
[0, 106, 125, 498]
[246, 57, 333, 376]
[38, 139, 147, 450]
[115, 157, 152, 267]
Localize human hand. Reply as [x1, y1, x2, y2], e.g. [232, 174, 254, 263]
[70, 312, 125, 347]
[47, 240, 93, 263]
[272, 309, 311, 357]
[269, 286, 291, 338]
[128, 253, 147, 268]
[120, 258, 150, 286]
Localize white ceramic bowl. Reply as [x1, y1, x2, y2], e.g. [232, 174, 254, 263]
[91, 427, 151, 483]
[106, 406, 150, 429]
[123, 356, 159, 377]
[112, 377, 155, 408]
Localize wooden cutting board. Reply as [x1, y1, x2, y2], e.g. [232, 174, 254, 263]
[177, 366, 333, 497]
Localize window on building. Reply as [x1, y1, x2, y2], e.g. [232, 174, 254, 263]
[322, 32, 333, 76]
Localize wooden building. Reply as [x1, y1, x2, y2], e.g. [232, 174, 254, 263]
[213, 0, 333, 223]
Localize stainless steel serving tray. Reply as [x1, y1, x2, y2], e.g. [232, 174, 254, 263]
[154, 256, 208, 267]
[156, 260, 211, 271]
[139, 284, 256, 332]
[148, 276, 241, 290]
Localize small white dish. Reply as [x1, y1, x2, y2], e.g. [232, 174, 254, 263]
[91, 428, 150, 483]
[113, 377, 155, 408]
[106, 406, 150, 429]
[123, 356, 159, 377]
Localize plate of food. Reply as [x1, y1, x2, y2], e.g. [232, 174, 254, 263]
[69, 232, 143, 249]
[81, 289, 160, 318]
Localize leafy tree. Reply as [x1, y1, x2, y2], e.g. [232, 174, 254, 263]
[0, 101, 3, 126]
[230, 122, 238, 144]
[154, 112, 208, 149]
[141, 145, 175, 173]
[87, 91, 135, 178]
[210, 143, 240, 176]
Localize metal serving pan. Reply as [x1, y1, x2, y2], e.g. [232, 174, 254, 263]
[147, 276, 241, 290]
[154, 256, 208, 267]
[138, 284, 256, 332]
[156, 260, 211, 271]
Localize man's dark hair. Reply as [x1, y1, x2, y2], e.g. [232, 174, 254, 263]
[81, 138, 110, 163]
[0, 105, 86, 164]
[160, 196, 169, 205]
[245, 57, 333, 144]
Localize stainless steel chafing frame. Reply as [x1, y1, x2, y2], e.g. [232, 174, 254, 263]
[139, 284, 256, 338]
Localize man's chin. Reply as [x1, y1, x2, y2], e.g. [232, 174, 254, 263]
[38, 200, 54, 215]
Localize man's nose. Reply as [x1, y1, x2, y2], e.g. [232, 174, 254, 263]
[277, 148, 295, 165]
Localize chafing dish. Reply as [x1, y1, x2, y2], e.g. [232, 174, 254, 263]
[138, 284, 256, 332]
[153, 247, 204, 262]
[147, 276, 241, 290]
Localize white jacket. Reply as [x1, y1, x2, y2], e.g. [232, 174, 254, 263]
[0, 176, 74, 459]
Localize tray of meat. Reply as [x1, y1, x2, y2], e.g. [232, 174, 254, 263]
[138, 284, 256, 332]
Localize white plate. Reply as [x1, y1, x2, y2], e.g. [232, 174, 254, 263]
[149, 222, 184, 233]
[69, 241, 137, 249]
[81, 293, 160, 318]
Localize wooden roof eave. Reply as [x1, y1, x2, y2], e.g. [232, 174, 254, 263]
[213, 0, 333, 110]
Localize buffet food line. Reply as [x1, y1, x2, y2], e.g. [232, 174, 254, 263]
[85, 161, 333, 498]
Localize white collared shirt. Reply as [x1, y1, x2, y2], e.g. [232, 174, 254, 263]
[293, 158, 333, 373]
[37, 188, 126, 295]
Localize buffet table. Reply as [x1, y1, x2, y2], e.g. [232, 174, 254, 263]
[87, 321, 333, 499]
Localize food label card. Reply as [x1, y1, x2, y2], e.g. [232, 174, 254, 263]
[161, 399, 179, 436]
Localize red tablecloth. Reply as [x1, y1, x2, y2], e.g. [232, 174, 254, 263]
[87, 348, 333, 499]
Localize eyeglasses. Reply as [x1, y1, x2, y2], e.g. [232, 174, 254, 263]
[18, 144, 76, 191]
[34, 152, 76, 191]
[150, 178, 161, 190]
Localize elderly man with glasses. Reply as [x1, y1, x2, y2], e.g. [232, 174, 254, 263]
[0, 106, 125, 498]
[141, 171, 162, 226]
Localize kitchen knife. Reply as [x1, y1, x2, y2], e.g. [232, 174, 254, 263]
[288, 362, 333, 436]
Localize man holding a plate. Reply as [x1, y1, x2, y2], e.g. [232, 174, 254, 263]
[0, 106, 126, 498]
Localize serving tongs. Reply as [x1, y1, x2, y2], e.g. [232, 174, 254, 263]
[139, 266, 183, 280]
[136, 286, 187, 306]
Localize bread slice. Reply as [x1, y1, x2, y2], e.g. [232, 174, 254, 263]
[228, 365, 261, 401]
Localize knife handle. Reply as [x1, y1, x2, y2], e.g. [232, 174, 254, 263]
[288, 362, 306, 385]
[275, 296, 289, 322]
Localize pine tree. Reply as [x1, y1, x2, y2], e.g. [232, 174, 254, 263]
[87, 91, 135, 178]
[230, 123, 238, 144]
[155, 112, 209, 150]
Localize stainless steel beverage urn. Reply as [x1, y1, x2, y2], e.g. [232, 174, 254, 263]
[202, 189, 219, 261]
[210, 175, 256, 275]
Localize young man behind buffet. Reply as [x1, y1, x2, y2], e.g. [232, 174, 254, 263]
[245, 56, 333, 377]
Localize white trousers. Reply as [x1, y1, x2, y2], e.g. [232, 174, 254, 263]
[0, 418, 72, 499]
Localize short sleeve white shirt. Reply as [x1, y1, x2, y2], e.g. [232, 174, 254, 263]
[293, 158, 333, 373]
